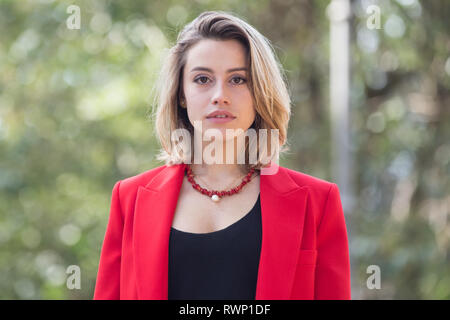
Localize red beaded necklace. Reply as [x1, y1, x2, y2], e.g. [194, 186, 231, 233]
[186, 165, 256, 202]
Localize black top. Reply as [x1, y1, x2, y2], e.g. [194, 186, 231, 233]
[168, 194, 262, 300]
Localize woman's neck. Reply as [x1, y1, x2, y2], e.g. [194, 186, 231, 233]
[188, 163, 248, 182]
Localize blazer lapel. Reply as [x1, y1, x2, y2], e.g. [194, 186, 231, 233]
[256, 164, 309, 299]
[133, 163, 186, 299]
[133, 162, 309, 300]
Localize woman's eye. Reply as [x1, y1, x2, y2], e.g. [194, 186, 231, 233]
[194, 76, 246, 85]
[194, 76, 210, 84]
[231, 76, 246, 85]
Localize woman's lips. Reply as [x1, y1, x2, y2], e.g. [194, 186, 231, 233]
[206, 116, 236, 123]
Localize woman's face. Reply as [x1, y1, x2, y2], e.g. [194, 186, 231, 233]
[182, 39, 256, 141]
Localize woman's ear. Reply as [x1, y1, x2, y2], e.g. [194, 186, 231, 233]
[179, 85, 186, 108]
[180, 97, 186, 108]
[179, 80, 186, 108]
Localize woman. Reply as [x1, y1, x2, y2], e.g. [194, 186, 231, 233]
[93, 11, 351, 300]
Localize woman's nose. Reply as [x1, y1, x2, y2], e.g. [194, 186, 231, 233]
[211, 81, 230, 105]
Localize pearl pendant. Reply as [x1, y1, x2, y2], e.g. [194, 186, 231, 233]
[211, 194, 220, 202]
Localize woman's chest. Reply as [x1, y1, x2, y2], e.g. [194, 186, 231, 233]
[171, 176, 260, 233]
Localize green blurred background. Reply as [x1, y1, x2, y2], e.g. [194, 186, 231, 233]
[0, 0, 449, 299]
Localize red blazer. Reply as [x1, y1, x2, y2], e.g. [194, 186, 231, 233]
[93, 162, 351, 300]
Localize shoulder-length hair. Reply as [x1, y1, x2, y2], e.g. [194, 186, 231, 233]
[151, 10, 291, 171]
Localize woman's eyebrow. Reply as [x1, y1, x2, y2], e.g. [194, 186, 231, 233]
[190, 66, 247, 73]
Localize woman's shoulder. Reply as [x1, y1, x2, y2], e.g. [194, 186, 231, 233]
[278, 166, 342, 221]
[278, 165, 338, 198]
[118, 164, 168, 191]
[109, 164, 170, 212]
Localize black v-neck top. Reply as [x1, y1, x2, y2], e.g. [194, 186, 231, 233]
[168, 194, 262, 300]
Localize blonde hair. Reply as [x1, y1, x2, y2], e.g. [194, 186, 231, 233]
[151, 11, 291, 171]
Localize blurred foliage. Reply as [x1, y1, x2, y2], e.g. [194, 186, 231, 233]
[0, 0, 449, 299]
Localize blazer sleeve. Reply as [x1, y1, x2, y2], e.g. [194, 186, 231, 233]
[314, 183, 351, 299]
[93, 180, 124, 300]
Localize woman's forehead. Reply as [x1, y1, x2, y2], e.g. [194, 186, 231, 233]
[185, 39, 247, 73]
